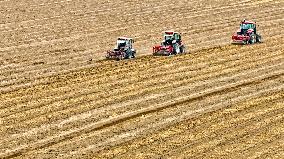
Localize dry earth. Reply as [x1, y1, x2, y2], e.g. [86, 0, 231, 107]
[0, 0, 283, 158]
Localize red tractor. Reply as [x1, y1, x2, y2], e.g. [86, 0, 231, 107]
[106, 37, 136, 60]
[232, 19, 262, 44]
[153, 31, 185, 56]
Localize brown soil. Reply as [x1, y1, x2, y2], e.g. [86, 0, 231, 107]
[0, 0, 283, 158]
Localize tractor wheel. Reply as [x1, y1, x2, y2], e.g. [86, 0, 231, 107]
[125, 50, 130, 59]
[249, 33, 256, 44]
[243, 40, 248, 45]
[256, 34, 262, 43]
[174, 45, 180, 54]
[130, 50, 136, 58]
[180, 46, 185, 53]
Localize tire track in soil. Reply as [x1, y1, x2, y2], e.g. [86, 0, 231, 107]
[1, 48, 282, 137]
[225, 134, 284, 159]
[172, 112, 284, 159]
[1, 42, 282, 120]
[1, 39, 282, 135]
[0, 0, 280, 79]
[1, 8, 281, 85]
[0, 36, 282, 108]
[62, 78, 283, 159]
[1, 17, 282, 87]
[257, 146, 284, 159]
[181, 105, 284, 159]
[1, 49, 282, 129]
[0, 18, 282, 92]
[1, 63, 282, 158]
[7, 77, 284, 158]
[105, 92, 283, 159]
[0, 0, 283, 158]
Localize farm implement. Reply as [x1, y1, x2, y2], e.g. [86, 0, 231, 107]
[232, 19, 262, 44]
[106, 37, 136, 60]
[153, 31, 185, 56]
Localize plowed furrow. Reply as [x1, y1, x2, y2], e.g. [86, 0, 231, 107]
[1, 36, 283, 106]
[55, 79, 283, 158]
[1, 41, 282, 116]
[0, 0, 250, 28]
[184, 107, 284, 159]
[107, 92, 283, 159]
[0, 0, 280, 53]
[1, 8, 282, 80]
[0, 0, 283, 158]
[229, 134, 284, 159]
[258, 146, 284, 159]
[1, 5, 280, 58]
[172, 112, 284, 158]
[0, 0, 257, 34]
[1, 65, 282, 158]
[1, 48, 282, 133]
[0, 15, 282, 89]
[1, 15, 282, 84]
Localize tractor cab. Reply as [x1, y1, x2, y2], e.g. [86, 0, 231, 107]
[238, 20, 256, 35]
[153, 31, 185, 56]
[115, 37, 134, 51]
[163, 31, 182, 46]
[106, 37, 136, 60]
[232, 19, 261, 44]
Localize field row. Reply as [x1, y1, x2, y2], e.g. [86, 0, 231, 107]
[0, 0, 283, 158]
[1, 40, 282, 122]
[1, 40, 283, 157]
[1, 40, 283, 130]
[1, 1, 281, 50]
[0, 8, 283, 93]
[0, 0, 252, 26]
[94, 90, 283, 158]
[11, 67, 283, 158]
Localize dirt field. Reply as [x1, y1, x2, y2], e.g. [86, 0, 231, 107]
[0, 0, 283, 158]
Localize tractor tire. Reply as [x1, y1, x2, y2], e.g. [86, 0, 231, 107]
[125, 49, 133, 59]
[131, 50, 136, 58]
[180, 46, 185, 53]
[249, 33, 256, 44]
[174, 44, 180, 54]
[125, 51, 129, 59]
[256, 34, 262, 43]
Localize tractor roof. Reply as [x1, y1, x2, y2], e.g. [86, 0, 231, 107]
[164, 31, 179, 35]
[117, 37, 133, 40]
[241, 20, 256, 24]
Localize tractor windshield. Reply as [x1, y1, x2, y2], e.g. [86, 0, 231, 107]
[164, 35, 173, 41]
[117, 40, 126, 49]
[163, 35, 173, 46]
[240, 23, 254, 30]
